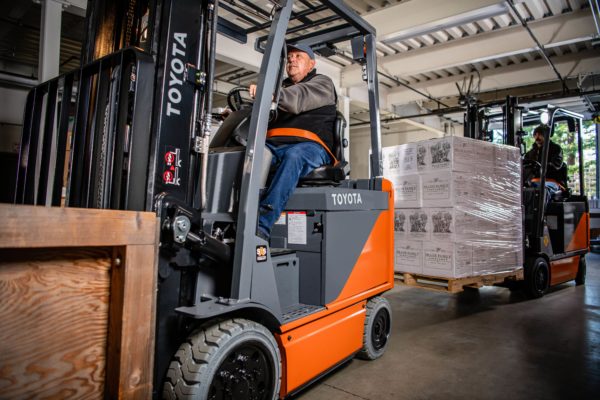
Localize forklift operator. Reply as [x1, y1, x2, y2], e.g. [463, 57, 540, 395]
[249, 44, 337, 240]
[524, 124, 566, 191]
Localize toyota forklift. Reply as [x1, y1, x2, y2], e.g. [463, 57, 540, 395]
[519, 107, 589, 297]
[13, 1, 394, 398]
[468, 98, 589, 298]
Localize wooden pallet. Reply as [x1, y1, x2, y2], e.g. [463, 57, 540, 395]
[395, 269, 524, 293]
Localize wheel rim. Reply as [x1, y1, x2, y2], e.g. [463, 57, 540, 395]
[534, 261, 549, 293]
[371, 308, 391, 351]
[209, 341, 274, 400]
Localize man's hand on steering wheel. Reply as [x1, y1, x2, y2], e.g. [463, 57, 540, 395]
[248, 84, 275, 103]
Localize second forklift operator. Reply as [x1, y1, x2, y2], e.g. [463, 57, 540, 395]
[524, 124, 567, 191]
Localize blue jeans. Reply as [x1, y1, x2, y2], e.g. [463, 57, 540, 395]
[532, 181, 561, 206]
[258, 141, 330, 237]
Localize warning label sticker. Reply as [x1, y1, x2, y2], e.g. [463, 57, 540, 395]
[256, 245, 268, 262]
[288, 212, 307, 245]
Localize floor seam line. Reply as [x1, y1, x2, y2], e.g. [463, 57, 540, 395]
[322, 383, 373, 400]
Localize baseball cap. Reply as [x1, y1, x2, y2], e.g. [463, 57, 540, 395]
[287, 43, 315, 60]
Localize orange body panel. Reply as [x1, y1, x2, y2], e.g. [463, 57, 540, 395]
[275, 301, 366, 396]
[275, 179, 395, 397]
[328, 178, 395, 305]
[566, 212, 589, 252]
[550, 255, 580, 285]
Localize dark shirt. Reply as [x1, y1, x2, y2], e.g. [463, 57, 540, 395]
[524, 140, 566, 185]
[267, 69, 337, 151]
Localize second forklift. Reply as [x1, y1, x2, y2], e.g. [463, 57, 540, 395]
[470, 100, 590, 298]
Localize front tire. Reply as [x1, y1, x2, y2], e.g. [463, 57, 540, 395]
[163, 319, 281, 400]
[524, 257, 550, 298]
[576, 255, 586, 285]
[357, 297, 392, 360]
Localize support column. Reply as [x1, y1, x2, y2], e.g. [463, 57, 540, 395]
[39, 0, 63, 82]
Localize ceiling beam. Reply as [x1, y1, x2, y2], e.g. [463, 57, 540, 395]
[364, 0, 507, 42]
[385, 50, 600, 106]
[342, 10, 595, 88]
[419, 76, 600, 109]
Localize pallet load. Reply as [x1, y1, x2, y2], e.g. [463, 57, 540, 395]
[384, 136, 523, 279]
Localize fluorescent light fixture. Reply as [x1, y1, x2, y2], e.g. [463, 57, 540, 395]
[380, 3, 509, 44]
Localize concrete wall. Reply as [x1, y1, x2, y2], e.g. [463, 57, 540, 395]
[348, 121, 464, 179]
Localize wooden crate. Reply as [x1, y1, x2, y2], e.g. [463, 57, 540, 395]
[395, 268, 524, 293]
[0, 204, 158, 399]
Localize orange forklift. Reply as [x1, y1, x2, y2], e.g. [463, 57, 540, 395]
[519, 107, 589, 298]
[473, 100, 590, 298]
[13, 1, 394, 398]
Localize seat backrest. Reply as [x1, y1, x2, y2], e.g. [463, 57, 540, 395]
[331, 110, 347, 163]
[298, 111, 348, 185]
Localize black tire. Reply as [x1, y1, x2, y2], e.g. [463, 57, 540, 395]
[357, 297, 392, 360]
[524, 257, 550, 299]
[576, 255, 586, 285]
[163, 319, 281, 400]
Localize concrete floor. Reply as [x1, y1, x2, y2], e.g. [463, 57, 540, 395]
[295, 253, 600, 400]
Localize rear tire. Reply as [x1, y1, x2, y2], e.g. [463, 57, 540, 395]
[524, 257, 550, 299]
[357, 297, 392, 360]
[163, 318, 281, 400]
[576, 255, 586, 285]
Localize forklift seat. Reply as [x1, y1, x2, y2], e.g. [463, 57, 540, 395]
[211, 109, 349, 186]
[298, 111, 349, 185]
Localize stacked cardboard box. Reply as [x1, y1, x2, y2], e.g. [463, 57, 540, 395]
[385, 136, 522, 278]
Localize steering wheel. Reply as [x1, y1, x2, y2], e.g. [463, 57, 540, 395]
[522, 158, 542, 187]
[227, 87, 253, 112]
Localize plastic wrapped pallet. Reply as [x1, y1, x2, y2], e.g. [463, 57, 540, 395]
[418, 136, 495, 176]
[471, 241, 524, 275]
[494, 143, 522, 180]
[422, 241, 474, 278]
[394, 240, 423, 274]
[406, 208, 431, 241]
[382, 143, 417, 176]
[389, 174, 421, 208]
[394, 209, 408, 240]
[421, 172, 521, 209]
[386, 136, 523, 279]
[426, 204, 522, 244]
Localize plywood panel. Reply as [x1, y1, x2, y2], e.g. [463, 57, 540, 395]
[0, 248, 112, 399]
[106, 245, 157, 399]
[0, 204, 157, 248]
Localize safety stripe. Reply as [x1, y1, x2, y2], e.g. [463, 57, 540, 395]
[267, 128, 337, 164]
[531, 177, 566, 191]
